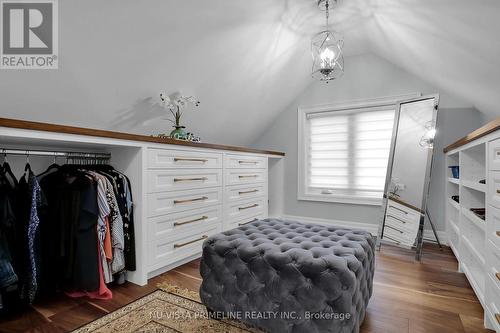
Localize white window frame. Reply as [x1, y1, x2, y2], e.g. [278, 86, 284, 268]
[297, 94, 421, 206]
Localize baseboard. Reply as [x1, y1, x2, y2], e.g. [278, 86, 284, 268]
[423, 229, 448, 246]
[278, 214, 448, 245]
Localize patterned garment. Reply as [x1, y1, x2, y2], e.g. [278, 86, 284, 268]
[89, 172, 113, 283]
[21, 171, 43, 304]
[100, 176, 125, 274]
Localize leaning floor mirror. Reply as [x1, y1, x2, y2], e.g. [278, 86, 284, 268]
[376, 94, 440, 260]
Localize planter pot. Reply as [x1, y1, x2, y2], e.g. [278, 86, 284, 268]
[170, 126, 187, 140]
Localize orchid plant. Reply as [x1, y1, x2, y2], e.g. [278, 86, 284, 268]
[160, 92, 200, 128]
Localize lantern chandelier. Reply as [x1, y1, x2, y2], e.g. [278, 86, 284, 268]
[311, 0, 344, 82]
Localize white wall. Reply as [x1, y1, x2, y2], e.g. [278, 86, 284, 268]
[252, 53, 485, 231]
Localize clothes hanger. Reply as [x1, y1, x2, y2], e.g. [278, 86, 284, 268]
[23, 151, 32, 176]
[37, 152, 60, 178]
[1, 151, 17, 187]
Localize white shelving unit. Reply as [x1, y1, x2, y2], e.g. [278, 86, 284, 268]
[445, 123, 500, 332]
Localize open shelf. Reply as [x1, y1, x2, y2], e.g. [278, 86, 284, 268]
[448, 177, 460, 185]
[462, 180, 486, 193]
[448, 197, 460, 211]
[462, 207, 486, 231]
[461, 143, 486, 184]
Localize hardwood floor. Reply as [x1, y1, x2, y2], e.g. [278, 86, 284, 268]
[0, 243, 493, 333]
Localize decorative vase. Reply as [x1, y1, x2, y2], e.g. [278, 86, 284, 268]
[170, 125, 187, 140]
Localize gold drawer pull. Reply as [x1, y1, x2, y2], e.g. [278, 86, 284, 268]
[497, 189, 500, 194]
[173, 177, 208, 182]
[174, 157, 208, 163]
[239, 189, 258, 195]
[496, 231, 500, 238]
[239, 218, 258, 226]
[174, 196, 208, 205]
[495, 272, 500, 281]
[174, 216, 208, 227]
[496, 313, 500, 325]
[239, 204, 258, 211]
[239, 161, 258, 164]
[386, 225, 404, 234]
[174, 235, 208, 248]
[239, 175, 258, 179]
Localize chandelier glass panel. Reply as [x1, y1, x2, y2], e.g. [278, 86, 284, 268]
[311, 0, 344, 82]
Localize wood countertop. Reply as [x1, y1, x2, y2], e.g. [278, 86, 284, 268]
[444, 117, 500, 153]
[0, 118, 285, 156]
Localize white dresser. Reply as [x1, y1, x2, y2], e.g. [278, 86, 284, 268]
[444, 118, 500, 331]
[382, 198, 421, 248]
[145, 148, 269, 277]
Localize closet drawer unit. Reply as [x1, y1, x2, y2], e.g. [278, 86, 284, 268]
[487, 205, 500, 249]
[490, 138, 500, 171]
[148, 224, 221, 271]
[225, 197, 267, 222]
[489, 171, 500, 209]
[224, 213, 266, 231]
[147, 148, 222, 169]
[147, 187, 222, 217]
[224, 183, 267, 204]
[386, 200, 421, 224]
[224, 154, 267, 169]
[225, 169, 267, 186]
[148, 205, 222, 240]
[147, 169, 222, 193]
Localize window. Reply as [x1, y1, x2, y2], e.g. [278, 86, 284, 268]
[298, 95, 419, 205]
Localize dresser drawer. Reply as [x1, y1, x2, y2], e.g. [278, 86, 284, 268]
[225, 197, 267, 221]
[385, 214, 419, 234]
[147, 187, 222, 217]
[383, 228, 415, 247]
[489, 171, 500, 209]
[148, 205, 222, 240]
[147, 169, 222, 193]
[487, 205, 500, 249]
[224, 183, 267, 204]
[148, 224, 221, 270]
[225, 169, 267, 186]
[489, 138, 500, 171]
[147, 148, 222, 169]
[224, 213, 266, 231]
[386, 200, 421, 224]
[224, 154, 267, 169]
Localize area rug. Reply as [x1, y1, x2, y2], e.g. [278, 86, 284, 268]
[71, 283, 263, 333]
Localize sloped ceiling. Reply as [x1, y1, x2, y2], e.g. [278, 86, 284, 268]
[0, 0, 498, 146]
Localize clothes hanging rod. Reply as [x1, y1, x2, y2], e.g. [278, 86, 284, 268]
[1, 148, 111, 159]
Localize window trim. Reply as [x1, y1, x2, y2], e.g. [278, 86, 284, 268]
[297, 94, 421, 206]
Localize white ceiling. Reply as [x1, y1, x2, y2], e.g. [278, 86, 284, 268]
[0, 0, 498, 145]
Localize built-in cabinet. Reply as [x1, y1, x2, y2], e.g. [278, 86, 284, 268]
[445, 120, 500, 331]
[0, 119, 282, 287]
[145, 149, 269, 277]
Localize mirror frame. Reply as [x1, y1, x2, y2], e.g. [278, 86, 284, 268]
[376, 94, 440, 260]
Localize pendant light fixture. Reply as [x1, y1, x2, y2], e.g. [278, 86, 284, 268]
[311, 0, 344, 82]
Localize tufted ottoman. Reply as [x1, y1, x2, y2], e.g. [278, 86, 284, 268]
[199, 218, 375, 333]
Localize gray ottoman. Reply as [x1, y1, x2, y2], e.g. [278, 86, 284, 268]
[199, 218, 375, 333]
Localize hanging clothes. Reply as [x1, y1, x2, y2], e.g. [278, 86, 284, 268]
[0, 159, 135, 309]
